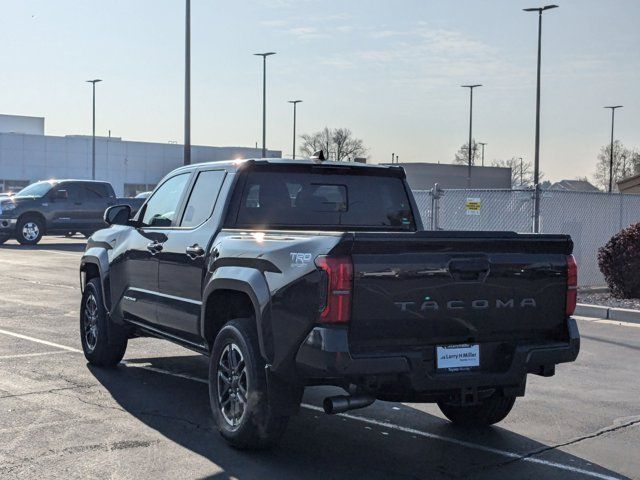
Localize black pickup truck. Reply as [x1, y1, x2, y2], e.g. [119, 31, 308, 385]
[79, 159, 580, 449]
[0, 179, 144, 245]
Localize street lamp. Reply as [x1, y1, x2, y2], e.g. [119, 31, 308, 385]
[86, 79, 102, 180]
[524, 4, 558, 232]
[184, 0, 191, 166]
[478, 142, 487, 167]
[288, 100, 302, 159]
[604, 106, 623, 193]
[461, 84, 482, 188]
[254, 52, 276, 158]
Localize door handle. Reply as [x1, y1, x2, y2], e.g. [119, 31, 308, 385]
[146, 241, 164, 255]
[186, 244, 205, 259]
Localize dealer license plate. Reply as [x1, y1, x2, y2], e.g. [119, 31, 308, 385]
[436, 344, 480, 370]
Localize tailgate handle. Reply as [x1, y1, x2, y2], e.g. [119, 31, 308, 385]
[448, 258, 490, 281]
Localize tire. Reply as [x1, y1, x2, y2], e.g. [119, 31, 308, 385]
[437, 394, 516, 426]
[80, 278, 128, 367]
[16, 216, 44, 245]
[209, 318, 289, 449]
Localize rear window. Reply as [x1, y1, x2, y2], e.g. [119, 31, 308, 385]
[232, 168, 415, 231]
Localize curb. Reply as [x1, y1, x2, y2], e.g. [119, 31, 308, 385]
[575, 303, 640, 324]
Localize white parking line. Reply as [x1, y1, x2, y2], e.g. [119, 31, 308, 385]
[0, 350, 75, 360]
[0, 328, 82, 353]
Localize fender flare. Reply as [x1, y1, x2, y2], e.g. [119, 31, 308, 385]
[80, 247, 111, 312]
[201, 266, 272, 361]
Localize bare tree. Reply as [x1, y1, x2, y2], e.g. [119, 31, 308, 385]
[593, 141, 640, 190]
[299, 127, 367, 161]
[453, 140, 481, 166]
[491, 157, 539, 187]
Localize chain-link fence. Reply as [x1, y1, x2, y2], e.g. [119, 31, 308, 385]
[412, 187, 640, 287]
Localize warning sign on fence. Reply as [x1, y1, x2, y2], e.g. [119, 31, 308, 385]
[465, 197, 481, 215]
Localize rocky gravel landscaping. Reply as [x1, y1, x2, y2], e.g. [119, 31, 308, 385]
[578, 291, 640, 310]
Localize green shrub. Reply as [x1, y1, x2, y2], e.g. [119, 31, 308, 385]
[598, 222, 640, 298]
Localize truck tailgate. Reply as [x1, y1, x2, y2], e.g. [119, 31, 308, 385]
[344, 231, 573, 354]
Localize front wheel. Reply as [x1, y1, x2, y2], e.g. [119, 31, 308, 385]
[437, 394, 516, 426]
[16, 216, 44, 245]
[209, 318, 289, 449]
[80, 278, 128, 367]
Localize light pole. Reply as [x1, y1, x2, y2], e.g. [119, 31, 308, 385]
[254, 52, 276, 158]
[478, 142, 487, 166]
[86, 79, 102, 180]
[288, 100, 302, 159]
[524, 4, 558, 233]
[604, 106, 623, 193]
[461, 84, 482, 188]
[184, 0, 191, 165]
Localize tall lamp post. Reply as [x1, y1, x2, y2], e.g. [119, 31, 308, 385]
[288, 100, 302, 159]
[184, 0, 191, 165]
[254, 52, 276, 158]
[524, 4, 558, 233]
[86, 79, 102, 180]
[461, 84, 482, 188]
[604, 105, 623, 193]
[478, 142, 487, 166]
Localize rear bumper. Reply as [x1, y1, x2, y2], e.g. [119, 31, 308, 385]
[295, 317, 580, 394]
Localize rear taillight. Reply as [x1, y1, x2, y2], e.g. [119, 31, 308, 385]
[315, 255, 353, 324]
[566, 255, 577, 316]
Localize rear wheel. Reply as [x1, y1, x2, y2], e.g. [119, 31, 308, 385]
[209, 318, 289, 449]
[80, 278, 128, 367]
[437, 394, 516, 426]
[16, 216, 44, 245]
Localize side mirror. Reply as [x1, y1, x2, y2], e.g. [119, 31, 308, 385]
[54, 189, 68, 200]
[104, 204, 132, 226]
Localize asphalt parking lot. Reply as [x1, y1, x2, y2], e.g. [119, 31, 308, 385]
[0, 237, 638, 479]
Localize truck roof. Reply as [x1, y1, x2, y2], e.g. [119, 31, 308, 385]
[170, 158, 406, 176]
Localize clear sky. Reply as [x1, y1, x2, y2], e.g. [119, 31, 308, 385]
[1, 0, 638, 182]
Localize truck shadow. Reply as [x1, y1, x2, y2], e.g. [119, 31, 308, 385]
[88, 355, 627, 480]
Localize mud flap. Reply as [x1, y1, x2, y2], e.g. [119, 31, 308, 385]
[265, 365, 304, 416]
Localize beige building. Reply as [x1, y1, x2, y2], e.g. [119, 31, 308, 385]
[617, 174, 640, 193]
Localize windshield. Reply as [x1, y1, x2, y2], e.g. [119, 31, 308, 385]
[15, 181, 55, 199]
[232, 167, 416, 231]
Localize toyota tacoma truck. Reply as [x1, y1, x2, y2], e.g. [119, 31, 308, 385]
[79, 158, 580, 449]
[0, 179, 144, 245]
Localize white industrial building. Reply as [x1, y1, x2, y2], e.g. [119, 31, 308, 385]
[0, 114, 281, 196]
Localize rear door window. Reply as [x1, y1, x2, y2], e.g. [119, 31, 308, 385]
[234, 168, 415, 231]
[180, 170, 226, 228]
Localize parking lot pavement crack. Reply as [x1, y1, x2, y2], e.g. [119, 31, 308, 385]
[0, 439, 161, 475]
[472, 416, 640, 475]
[0, 384, 97, 400]
[51, 390, 205, 429]
[137, 410, 206, 429]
